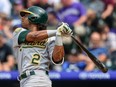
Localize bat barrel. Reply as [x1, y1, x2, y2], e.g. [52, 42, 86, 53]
[99, 63, 108, 73]
[71, 35, 108, 73]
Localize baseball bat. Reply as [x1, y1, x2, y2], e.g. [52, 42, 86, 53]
[71, 35, 108, 73]
[57, 16, 108, 73]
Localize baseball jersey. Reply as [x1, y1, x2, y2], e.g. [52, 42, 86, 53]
[13, 28, 64, 75]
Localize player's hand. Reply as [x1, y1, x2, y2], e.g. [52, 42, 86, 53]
[56, 22, 73, 36]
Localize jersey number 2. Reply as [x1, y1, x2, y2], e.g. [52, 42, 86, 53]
[31, 54, 40, 65]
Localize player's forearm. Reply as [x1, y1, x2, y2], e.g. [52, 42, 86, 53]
[26, 30, 56, 42]
[52, 35, 65, 62]
[52, 46, 64, 62]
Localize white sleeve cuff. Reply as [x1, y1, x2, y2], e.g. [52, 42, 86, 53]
[51, 57, 64, 65]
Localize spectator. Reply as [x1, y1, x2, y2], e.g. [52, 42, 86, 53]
[89, 32, 108, 62]
[23, 0, 37, 9]
[107, 31, 116, 52]
[61, 38, 91, 71]
[36, 0, 52, 10]
[98, 23, 109, 43]
[0, 13, 13, 46]
[99, 23, 116, 52]
[62, 48, 84, 72]
[80, 0, 91, 8]
[48, 0, 60, 5]
[76, 32, 109, 71]
[11, 0, 23, 26]
[0, 32, 15, 71]
[73, 9, 98, 45]
[85, 9, 105, 33]
[0, 15, 3, 30]
[89, 0, 104, 16]
[46, 7, 59, 29]
[58, 0, 87, 48]
[98, 23, 116, 70]
[87, 32, 108, 70]
[0, 0, 12, 16]
[23, 0, 52, 10]
[112, 0, 116, 28]
[101, 0, 115, 28]
[58, 0, 87, 28]
[86, 9, 98, 32]
[0, 13, 8, 31]
[62, 47, 95, 71]
[108, 50, 116, 70]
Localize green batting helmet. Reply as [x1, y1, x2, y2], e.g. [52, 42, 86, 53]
[20, 6, 48, 24]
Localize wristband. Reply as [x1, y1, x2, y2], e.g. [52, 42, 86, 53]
[47, 30, 63, 46]
[47, 30, 56, 37]
[55, 35, 63, 46]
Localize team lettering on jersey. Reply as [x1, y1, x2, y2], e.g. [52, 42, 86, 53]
[22, 39, 48, 49]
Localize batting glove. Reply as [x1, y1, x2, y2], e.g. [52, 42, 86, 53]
[56, 22, 73, 36]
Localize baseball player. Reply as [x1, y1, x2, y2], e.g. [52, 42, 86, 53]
[13, 6, 72, 87]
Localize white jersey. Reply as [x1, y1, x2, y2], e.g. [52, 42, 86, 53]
[13, 28, 64, 75]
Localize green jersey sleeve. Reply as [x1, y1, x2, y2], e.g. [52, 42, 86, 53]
[13, 28, 29, 47]
[18, 30, 30, 44]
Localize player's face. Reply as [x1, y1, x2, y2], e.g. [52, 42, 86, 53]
[20, 13, 30, 29]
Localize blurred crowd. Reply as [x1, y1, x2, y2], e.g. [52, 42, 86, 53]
[0, 0, 116, 72]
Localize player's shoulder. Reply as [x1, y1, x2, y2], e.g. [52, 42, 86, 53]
[13, 27, 26, 34]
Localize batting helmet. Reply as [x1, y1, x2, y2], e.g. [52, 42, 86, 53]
[20, 6, 48, 24]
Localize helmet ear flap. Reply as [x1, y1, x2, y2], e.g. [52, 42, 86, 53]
[28, 14, 39, 23]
